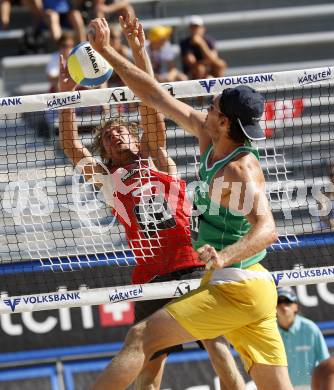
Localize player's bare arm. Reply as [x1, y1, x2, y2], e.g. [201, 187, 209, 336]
[120, 15, 177, 176]
[198, 154, 278, 268]
[88, 18, 210, 149]
[58, 54, 104, 181]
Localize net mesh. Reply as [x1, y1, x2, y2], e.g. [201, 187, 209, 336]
[1, 67, 334, 305]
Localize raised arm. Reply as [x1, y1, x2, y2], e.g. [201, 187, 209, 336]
[88, 18, 211, 153]
[58, 55, 104, 181]
[119, 15, 177, 175]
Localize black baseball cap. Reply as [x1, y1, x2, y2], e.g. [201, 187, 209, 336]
[218, 85, 265, 141]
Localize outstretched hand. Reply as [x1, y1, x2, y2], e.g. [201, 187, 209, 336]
[58, 55, 76, 92]
[88, 18, 110, 54]
[119, 14, 145, 51]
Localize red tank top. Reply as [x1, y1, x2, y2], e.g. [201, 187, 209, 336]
[108, 161, 202, 284]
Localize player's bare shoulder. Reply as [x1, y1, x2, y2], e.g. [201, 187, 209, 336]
[224, 152, 264, 186]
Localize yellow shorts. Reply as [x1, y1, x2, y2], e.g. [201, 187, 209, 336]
[165, 263, 287, 372]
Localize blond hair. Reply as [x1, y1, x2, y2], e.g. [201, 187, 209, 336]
[92, 119, 140, 164]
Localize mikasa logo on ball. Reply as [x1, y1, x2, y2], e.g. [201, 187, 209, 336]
[85, 45, 100, 74]
[67, 41, 113, 87]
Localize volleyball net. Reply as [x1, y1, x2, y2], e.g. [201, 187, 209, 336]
[1, 66, 334, 314]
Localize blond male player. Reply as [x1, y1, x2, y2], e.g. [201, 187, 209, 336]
[88, 17, 293, 390]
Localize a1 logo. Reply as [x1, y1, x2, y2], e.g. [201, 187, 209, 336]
[174, 282, 191, 297]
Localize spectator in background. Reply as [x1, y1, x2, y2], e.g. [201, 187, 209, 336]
[93, 0, 135, 21]
[277, 287, 329, 390]
[146, 25, 188, 82]
[180, 15, 226, 80]
[46, 31, 75, 92]
[25, 0, 86, 43]
[312, 356, 334, 390]
[0, 0, 21, 30]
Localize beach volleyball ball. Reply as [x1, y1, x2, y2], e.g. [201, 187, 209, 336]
[67, 41, 113, 87]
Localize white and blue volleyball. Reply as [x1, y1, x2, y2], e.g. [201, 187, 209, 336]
[67, 41, 113, 87]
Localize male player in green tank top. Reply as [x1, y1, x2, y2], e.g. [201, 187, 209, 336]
[192, 140, 266, 269]
[89, 17, 293, 390]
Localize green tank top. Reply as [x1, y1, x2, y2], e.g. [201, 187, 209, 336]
[192, 144, 266, 269]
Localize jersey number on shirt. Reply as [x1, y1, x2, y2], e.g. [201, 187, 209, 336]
[133, 182, 176, 238]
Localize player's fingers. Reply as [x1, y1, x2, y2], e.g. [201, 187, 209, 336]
[93, 18, 106, 36]
[60, 55, 70, 79]
[138, 23, 145, 46]
[196, 246, 205, 257]
[133, 18, 139, 35]
[119, 15, 125, 29]
[197, 244, 206, 253]
[125, 13, 132, 28]
[207, 246, 218, 259]
[138, 23, 144, 35]
[196, 248, 205, 259]
[125, 23, 135, 38]
[59, 54, 65, 72]
[89, 19, 99, 28]
[205, 259, 214, 270]
[102, 18, 108, 28]
[197, 244, 211, 254]
[89, 20, 100, 37]
[197, 247, 212, 262]
[199, 251, 211, 261]
[197, 252, 208, 262]
[120, 19, 131, 38]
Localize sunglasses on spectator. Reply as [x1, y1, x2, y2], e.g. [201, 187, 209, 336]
[277, 297, 295, 305]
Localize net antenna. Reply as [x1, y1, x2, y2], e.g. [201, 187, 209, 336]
[1, 66, 334, 313]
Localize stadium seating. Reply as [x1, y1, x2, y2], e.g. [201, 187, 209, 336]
[1, 1, 334, 95]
